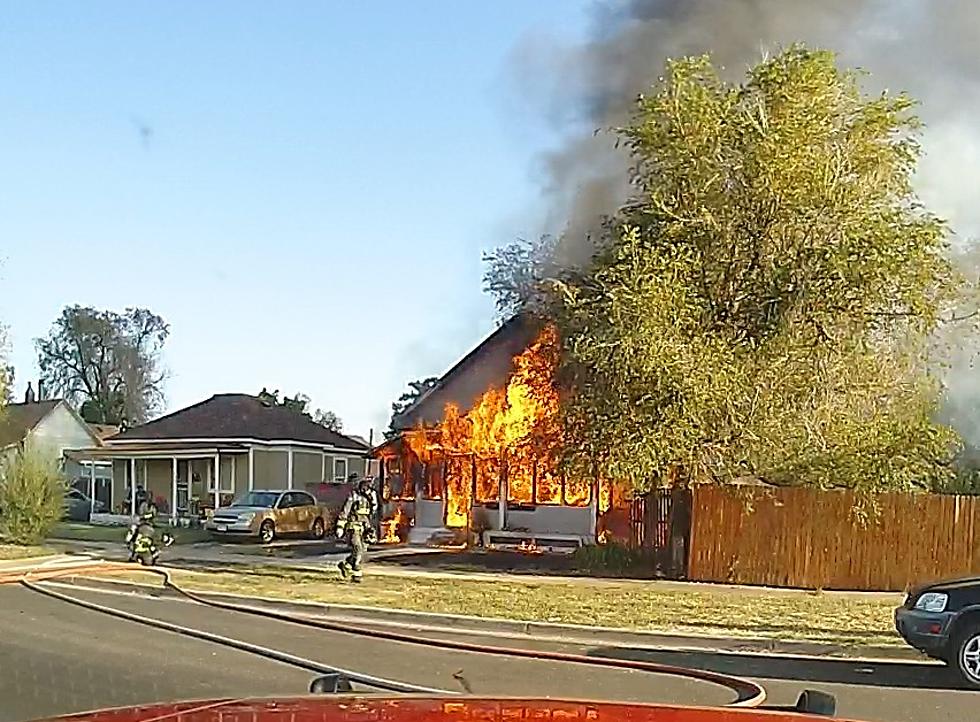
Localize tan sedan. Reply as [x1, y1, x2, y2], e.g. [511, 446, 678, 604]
[206, 489, 329, 543]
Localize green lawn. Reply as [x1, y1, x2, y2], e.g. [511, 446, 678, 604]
[0, 543, 55, 560]
[106, 564, 904, 649]
[52, 522, 210, 545]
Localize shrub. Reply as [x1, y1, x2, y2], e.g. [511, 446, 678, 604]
[0, 442, 67, 545]
[573, 542, 656, 576]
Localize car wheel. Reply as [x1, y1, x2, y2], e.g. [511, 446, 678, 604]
[259, 520, 276, 544]
[310, 517, 326, 540]
[954, 623, 980, 687]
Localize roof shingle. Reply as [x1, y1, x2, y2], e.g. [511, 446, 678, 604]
[0, 400, 63, 448]
[110, 394, 368, 452]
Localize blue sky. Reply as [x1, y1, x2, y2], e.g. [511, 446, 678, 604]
[0, 1, 590, 438]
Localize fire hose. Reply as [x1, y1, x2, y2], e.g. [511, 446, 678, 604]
[8, 560, 767, 708]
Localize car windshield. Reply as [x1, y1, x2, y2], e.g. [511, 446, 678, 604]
[231, 492, 280, 508]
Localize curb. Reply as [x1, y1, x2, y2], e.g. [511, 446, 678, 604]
[46, 573, 919, 663]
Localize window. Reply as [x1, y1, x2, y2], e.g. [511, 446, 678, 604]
[333, 457, 348, 482]
[234, 491, 279, 508]
[207, 458, 234, 493]
[293, 492, 316, 508]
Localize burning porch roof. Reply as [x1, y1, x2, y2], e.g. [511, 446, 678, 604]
[391, 314, 540, 432]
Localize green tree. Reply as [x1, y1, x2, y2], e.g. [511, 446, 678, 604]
[313, 409, 343, 433]
[257, 388, 342, 431]
[0, 442, 66, 545]
[506, 47, 969, 492]
[386, 377, 439, 438]
[36, 306, 169, 425]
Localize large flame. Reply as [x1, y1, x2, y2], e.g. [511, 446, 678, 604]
[409, 326, 577, 527]
[381, 506, 408, 543]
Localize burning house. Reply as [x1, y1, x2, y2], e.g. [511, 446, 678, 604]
[375, 315, 624, 551]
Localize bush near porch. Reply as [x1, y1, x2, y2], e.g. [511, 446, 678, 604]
[0, 443, 67, 545]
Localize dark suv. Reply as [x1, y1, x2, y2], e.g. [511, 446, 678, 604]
[895, 575, 980, 686]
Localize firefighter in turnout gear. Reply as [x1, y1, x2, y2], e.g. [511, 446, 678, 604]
[126, 490, 174, 565]
[336, 473, 378, 582]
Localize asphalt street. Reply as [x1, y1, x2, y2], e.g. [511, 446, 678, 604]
[0, 583, 974, 722]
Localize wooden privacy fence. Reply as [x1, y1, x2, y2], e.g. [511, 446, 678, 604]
[688, 485, 980, 591]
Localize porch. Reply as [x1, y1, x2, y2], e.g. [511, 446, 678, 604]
[375, 435, 604, 548]
[69, 444, 344, 523]
[67, 443, 248, 523]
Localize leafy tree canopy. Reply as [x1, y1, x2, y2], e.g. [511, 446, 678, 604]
[257, 388, 343, 432]
[492, 46, 972, 493]
[36, 306, 169, 426]
[386, 377, 439, 438]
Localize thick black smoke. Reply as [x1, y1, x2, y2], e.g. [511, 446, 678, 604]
[516, 0, 980, 259]
[511, 0, 980, 442]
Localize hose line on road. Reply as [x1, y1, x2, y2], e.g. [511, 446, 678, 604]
[14, 560, 766, 707]
[19, 574, 454, 696]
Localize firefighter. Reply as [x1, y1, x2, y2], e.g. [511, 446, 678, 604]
[135, 489, 156, 538]
[336, 473, 378, 582]
[128, 490, 173, 563]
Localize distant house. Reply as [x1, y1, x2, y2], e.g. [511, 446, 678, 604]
[0, 398, 111, 504]
[69, 393, 370, 519]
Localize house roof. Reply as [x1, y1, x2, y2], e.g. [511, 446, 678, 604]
[0, 399, 63, 448]
[392, 314, 540, 431]
[110, 394, 370, 452]
[88, 423, 119, 441]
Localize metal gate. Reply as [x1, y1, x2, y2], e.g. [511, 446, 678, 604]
[629, 488, 692, 578]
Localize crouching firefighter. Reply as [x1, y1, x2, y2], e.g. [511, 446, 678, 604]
[125, 489, 174, 566]
[336, 473, 378, 582]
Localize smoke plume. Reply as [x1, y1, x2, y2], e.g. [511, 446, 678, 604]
[514, 0, 980, 443]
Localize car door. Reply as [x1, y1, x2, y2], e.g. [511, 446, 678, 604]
[274, 492, 297, 533]
[294, 492, 315, 532]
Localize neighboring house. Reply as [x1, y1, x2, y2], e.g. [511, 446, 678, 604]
[69, 393, 370, 519]
[0, 399, 111, 505]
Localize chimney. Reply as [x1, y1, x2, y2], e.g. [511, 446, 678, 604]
[24, 382, 35, 404]
[37, 380, 45, 401]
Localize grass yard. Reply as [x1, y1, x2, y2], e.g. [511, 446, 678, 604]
[52, 522, 210, 544]
[0, 543, 55, 560]
[102, 564, 904, 648]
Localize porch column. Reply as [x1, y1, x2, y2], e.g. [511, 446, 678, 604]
[589, 477, 599, 540]
[213, 452, 220, 510]
[248, 447, 254, 490]
[230, 454, 236, 495]
[287, 448, 294, 490]
[321, 451, 326, 483]
[497, 463, 506, 530]
[89, 461, 96, 517]
[129, 458, 136, 516]
[171, 458, 178, 524]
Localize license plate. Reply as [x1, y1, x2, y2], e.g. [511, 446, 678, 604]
[216, 524, 228, 532]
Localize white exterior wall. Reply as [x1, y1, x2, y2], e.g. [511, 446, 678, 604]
[29, 404, 95, 460]
[493, 505, 593, 535]
[415, 499, 444, 527]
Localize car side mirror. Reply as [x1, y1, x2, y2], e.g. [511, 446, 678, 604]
[796, 690, 836, 716]
[761, 690, 836, 717]
[309, 673, 353, 694]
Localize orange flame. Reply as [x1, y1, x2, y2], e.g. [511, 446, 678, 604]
[517, 539, 542, 555]
[381, 506, 408, 544]
[407, 326, 587, 528]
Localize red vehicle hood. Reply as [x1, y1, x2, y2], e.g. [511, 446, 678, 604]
[31, 696, 857, 722]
